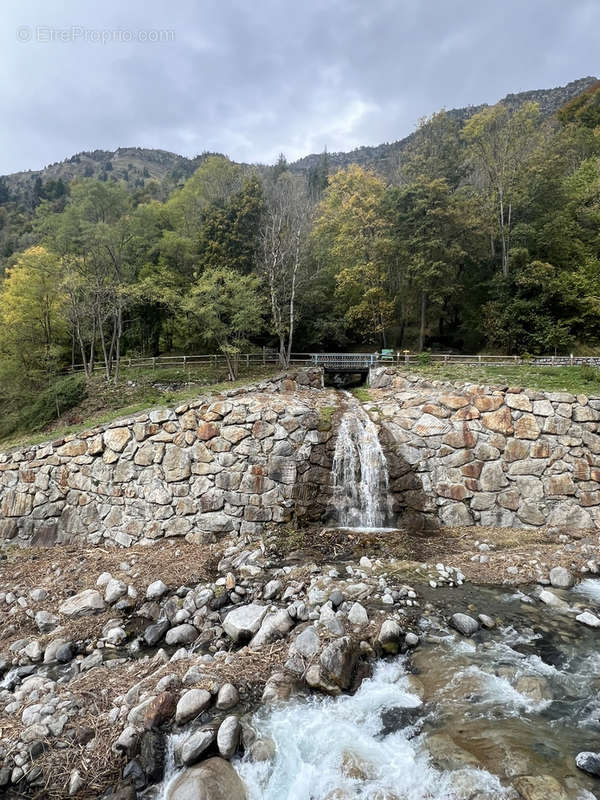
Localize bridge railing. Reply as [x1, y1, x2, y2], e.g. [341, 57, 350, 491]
[312, 353, 376, 368]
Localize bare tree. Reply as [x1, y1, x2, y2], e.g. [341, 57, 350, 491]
[462, 102, 541, 278]
[259, 172, 313, 368]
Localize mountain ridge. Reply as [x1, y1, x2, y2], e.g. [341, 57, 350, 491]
[1, 75, 597, 200]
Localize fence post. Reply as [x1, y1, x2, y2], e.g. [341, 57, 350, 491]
[478, 355, 481, 364]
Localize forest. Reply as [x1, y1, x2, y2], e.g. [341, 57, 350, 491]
[0, 80, 599, 436]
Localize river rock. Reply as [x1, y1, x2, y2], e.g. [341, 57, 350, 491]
[320, 636, 358, 690]
[141, 692, 177, 730]
[139, 730, 165, 783]
[575, 751, 600, 777]
[450, 613, 479, 636]
[114, 726, 139, 753]
[217, 715, 241, 759]
[348, 602, 368, 627]
[329, 589, 344, 608]
[144, 619, 171, 646]
[59, 589, 105, 617]
[294, 626, 320, 658]
[426, 733, 481, 770]
[377, 619, 402, 653]
[105, 626, 127, 645]
[250, 609, 294, 647]
[538, 589, 569, 610]
[548, 567, 574, 589]
[216, 683, 239, 710]
[181, 727, 217, 766]
[68, 769, 83, 796]
[513, 775, 569, 800]
[263, 580, 282, 600]
[105, 578, 128, 604]
[166, 757, 246, 800]
[175, 689, 212, 725]
[165, 624, 198, 646]
[146, 581, 168, 600]
[35, 610, 58, 633]
[223, 604, 268, 643]
[576, 611, 600, 628]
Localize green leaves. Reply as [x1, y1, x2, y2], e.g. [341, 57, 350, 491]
[184, 267, 264, 377]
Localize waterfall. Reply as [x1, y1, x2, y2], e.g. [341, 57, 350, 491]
[154, 731, 187, 800]
[330, 394, 393, 528]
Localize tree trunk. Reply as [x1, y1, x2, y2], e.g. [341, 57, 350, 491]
[418, 291, 427, 351]
[113, 306, 122, 384]
[498, 184, 508, 278]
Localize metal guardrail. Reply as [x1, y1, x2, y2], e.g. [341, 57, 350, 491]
[312, 353, 376, 370]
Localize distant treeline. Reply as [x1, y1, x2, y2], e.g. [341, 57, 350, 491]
[1, 81, 600, 404]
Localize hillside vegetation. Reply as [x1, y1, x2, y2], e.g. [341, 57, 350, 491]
[1, 76, 600, 442]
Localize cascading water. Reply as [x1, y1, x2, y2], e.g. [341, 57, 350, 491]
[330, 393, 394, 528]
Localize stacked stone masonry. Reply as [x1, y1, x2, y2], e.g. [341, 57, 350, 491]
[4, 363, 600, 546]
[369, 367, 600, 530]
[0, 369, 332, 548]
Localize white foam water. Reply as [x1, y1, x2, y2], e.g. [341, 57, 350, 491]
[330, 394, 393, 528]
[235, 659, 510, 800]
[154, 731, 187, 800]
[574, 578, 600, 605]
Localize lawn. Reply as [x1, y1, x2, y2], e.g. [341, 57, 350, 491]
[0, 365, 279, 451]
[406, 363, 600, 396]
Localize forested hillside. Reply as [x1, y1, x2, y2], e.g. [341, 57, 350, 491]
[1, 76, 600, 440]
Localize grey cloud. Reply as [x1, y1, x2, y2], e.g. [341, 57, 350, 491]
[1, 0, 599, 174]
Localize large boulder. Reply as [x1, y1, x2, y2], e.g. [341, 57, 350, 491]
[319, 636, 358, 690]
[166, 757, 246, 800]
[223, 604, 268, 643]
[59, 589, 105, 617]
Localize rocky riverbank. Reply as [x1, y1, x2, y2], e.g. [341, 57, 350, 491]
[1, 525, 600, 798]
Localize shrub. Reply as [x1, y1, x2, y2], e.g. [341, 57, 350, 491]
[0, 374, 87, 440]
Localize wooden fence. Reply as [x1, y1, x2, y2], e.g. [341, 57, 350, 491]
[65, 352, 600, 374]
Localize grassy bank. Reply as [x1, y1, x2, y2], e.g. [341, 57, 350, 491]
[406, 363, 600, 396]
[0, 364, 279, 450]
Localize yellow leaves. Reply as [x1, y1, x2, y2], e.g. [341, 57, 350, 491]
[0, 246, 66, 369]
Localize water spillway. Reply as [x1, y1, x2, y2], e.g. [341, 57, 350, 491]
[330, 393, 394, 529]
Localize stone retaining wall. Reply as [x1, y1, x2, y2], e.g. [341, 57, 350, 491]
[0, 369, 333, 548]
[369, 367, 600, 530]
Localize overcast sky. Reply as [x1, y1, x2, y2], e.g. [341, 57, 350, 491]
[2, 0, 599, 175]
